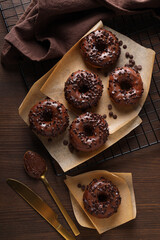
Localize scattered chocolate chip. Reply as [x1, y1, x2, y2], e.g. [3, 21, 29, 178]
[103, 114, 107, 119]
[113, 114, 117, 119]
[137, 65, 142, 71]
[134, 65, 138, 69]
[129, 54, 133, 59]
[129, 59, 135, 66]
[119, 40, 123, 46]
[108, 104, 112, 110]
[81, 185, 85, 191]
[109, 111, 113, 117]
[77, 183, 81, 188]
[68, 143, 74, 153]
[132, 60, 135, 65]
[125, 52, 129, 58]
[123, 44, 127, 49]
[63, 140, 68, 146]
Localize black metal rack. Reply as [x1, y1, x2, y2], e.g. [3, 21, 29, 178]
[0, 0, 160, 176]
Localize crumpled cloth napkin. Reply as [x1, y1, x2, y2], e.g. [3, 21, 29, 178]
[1, 0, 160, 66]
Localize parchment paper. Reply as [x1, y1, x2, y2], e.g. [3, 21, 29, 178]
[69, 172, 136, 229]
[18, 21, 143, 172]
[41, 21, 155, 134]
[64, 170, 136, 234]
[19, 67, 141, 171]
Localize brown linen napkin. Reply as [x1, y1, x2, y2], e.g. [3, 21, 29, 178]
[1, 0, 160, 66]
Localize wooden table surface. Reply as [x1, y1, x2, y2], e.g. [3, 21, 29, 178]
[0, 13, 160, 240]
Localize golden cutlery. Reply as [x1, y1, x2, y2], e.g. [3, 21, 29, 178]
[7, 178, 76, 240]
[23, 150, 80, 236]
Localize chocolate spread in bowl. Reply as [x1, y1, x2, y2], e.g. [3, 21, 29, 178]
[24, 151, 46, 179]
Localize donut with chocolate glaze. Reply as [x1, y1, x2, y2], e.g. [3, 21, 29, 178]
[29, 98, 69, 137]
[64, 70, 103, 110]
[80, 28, 120, 69]
[69, 112, 109, 152]
[83, 177, 121, 218]
[108, 67, 144, 105]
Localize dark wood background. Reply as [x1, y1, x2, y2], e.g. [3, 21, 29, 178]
[0, 13, 160, 240]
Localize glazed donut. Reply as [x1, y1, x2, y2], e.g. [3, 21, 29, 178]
[83, 177, 121, 218]
[29, 98, 69, 137]
[69, 112, 109, 152]
[108, 67, 144, 105]
[64, 70, 103, 110]
[80, 28, 120, 69]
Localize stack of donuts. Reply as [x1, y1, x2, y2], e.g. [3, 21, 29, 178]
[28, 28, 144, 153]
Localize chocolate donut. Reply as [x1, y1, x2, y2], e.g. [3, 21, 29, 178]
[80, 28, 120, 69]
[108, 67, 144, 105]
[29, 98, 69, 137]
[64, 70, 103, 110]
[83, 177, 121, 218]
[69, 112, 109, 152]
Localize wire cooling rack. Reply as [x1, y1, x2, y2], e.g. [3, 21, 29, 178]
[0, 0, 160, 175]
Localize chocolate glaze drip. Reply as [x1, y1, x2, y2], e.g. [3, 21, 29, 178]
[24, 151, 46, 179]
[64, 70, 103, 110]
[29, 98, 69, 137]
[69, 112, 109, 152]
[83, 177, 121, 218]
[80, 29, 120, 69]
[108, 67, 144, 105]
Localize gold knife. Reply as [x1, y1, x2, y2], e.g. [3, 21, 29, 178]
[7, 178, 76, 240]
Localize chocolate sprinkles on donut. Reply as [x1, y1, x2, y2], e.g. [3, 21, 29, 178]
[83, 177, 121, 218]
[108, 67, 144, 105]
[69, 112, 109, 152]
[80, 28, 121, 69]
[64, 70, 103, 110]
[29, 98, 69, 137]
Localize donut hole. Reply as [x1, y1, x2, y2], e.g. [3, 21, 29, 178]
[120, 80, 132, 91]
[79, 84, 89, 93]
[42, 109, 53, 122]
[96, 41, 106, 52]
[98, 193, 108, 202]
[83, 124, 94, 136]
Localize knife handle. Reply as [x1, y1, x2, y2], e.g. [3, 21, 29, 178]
[41, 175, 80, 236]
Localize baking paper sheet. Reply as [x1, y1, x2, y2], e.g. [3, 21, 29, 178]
[64, 170, 136, 234]
[19, 67, 141, 172]
[41, 21, 155, 134]
[19, 21, 146, 172]
[69, 172, 136, 229]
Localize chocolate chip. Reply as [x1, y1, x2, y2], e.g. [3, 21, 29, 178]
[68, 143, 74, 153]
[125, 52, 129, 58]
[81, 185, 85, 191]
[123, 44, 127, 49]
[103, 114, 107, 119]
[109, 111, 113, 117]
[113, 114, 117, 119]
[77, 183, 81, 188]
[137, 65, 142, 71]
[108, 104, 112, 110]
[129, 54, 133, 59]
[63, 140, 68, 146]
[119, 40, 123, 46]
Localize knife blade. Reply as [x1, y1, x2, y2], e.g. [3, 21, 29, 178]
[7, 178, 76, 240]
